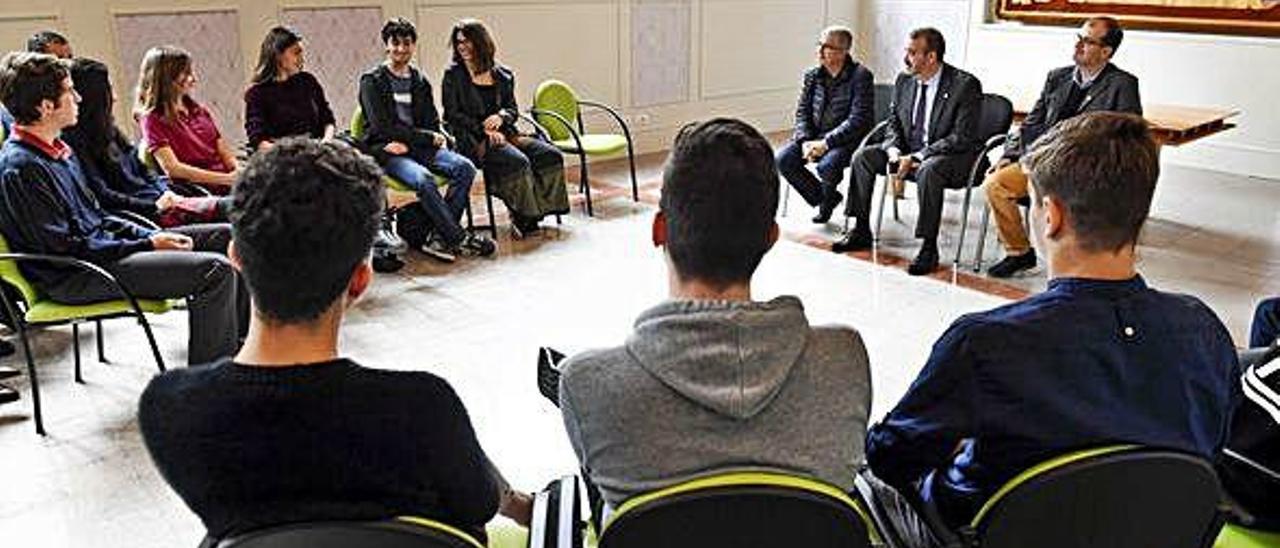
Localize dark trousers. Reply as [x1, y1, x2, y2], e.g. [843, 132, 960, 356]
[775, 139, 855, 208]
[479, 137, 569, 221]
[1251, 297, 1280, 348]
[847, 146, 979, 242]
[45, 224, 247, 366]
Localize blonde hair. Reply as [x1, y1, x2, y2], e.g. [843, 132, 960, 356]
[134, 45, 192, 123]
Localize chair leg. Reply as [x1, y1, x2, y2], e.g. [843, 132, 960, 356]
[955, 184, 975, 267]
[95, 319, 105, 363]
[875, 172, 889, 241]
[13, 321, 43, 435]
[464, 194, 475, 231]
[578, 153, 593, 217]
[974, 203, 991, 272]
[484, 183, 498, 240]
[626, 142, 639, 202]
[72, 323, 82, 384]
[137, 314, 165, 373]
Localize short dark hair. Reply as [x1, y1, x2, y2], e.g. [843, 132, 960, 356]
[1090, 16, 1124, 51]
[450, 19, 497, 75]
[1022, 112, 1158, 253]
[381, 17, 417, 45]
[910, 27, 946, 61]
[0, 51, 70, 125]
[26, 30, 68, 54]
[659, 118, 778, 288]
[232, 139, 385, 323]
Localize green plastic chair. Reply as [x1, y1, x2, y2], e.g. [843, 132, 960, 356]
[950, 445, 1226, 547]
[1216, 524, 1280, 548]
[598, 471, 882, 548]
[0, 233, 170, 435]
[214, 516, 484, 548]
[531, 80, 638, 217]
[349, 107, 492, 238]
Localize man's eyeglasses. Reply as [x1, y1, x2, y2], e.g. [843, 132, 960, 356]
[1076, 34, 1105, 47]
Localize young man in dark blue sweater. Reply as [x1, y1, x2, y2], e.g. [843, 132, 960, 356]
[0, 51, 243, 366]
[861, 113, 1242, 547]
[138, 139, 530, 544]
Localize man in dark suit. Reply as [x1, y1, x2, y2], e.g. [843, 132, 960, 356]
[775, 25, 875, 224]
[983, 16, 1142, 278]
[833, 28, 982, 276]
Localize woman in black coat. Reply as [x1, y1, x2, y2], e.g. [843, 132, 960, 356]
[441, 19, 568, 236]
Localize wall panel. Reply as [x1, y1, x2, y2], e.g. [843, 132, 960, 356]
[699, 0, 823, 99]
[631, 0, 690, 107]
[0, 14, 61, 54]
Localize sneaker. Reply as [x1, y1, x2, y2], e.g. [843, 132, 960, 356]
[377, 215, 407, 254]
[420, 235, 458, 263]
[456, 233, 497, 258]
[987, 251, 1036, 278]
[0, 364, 20, 381]
[0, 383, 17, 405]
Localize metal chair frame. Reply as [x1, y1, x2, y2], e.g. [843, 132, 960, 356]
[0, 253, 165, 435]
[530, 97, 638, 218]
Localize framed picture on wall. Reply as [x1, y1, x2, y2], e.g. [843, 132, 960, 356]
[996, 0, 1280, 37]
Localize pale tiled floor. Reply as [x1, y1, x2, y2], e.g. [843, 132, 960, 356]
[0, 150, 1274, 547]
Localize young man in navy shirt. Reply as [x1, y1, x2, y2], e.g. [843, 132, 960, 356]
[862, 112, 1241, 547]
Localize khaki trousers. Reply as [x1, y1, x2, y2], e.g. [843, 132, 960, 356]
[983, 163, 1032, 255]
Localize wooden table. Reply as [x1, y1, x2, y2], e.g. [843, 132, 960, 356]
[1013, 102, 1239, 146]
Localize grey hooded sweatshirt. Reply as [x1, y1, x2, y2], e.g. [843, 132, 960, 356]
[558, 296, 872, 508]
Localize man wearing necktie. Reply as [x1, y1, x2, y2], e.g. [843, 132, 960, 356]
[833, 28, 982, 276]
[982, 16, 1142, 279]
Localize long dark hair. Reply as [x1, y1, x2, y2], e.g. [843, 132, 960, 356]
[64, 57, 122, 163]
[251, 26, 302, 84]
[450, 19, 496, 75]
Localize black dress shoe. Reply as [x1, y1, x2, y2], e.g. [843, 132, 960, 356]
[0, 383, 18, 405]
[907, 245, 940, 276]
[812, 191, 844, 224]
[987, 251, 1037, 278]
[832, 231, 873, 253]
[0, 365, 20, 381]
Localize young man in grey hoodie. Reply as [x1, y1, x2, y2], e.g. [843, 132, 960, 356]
[557, 118, 873, 511]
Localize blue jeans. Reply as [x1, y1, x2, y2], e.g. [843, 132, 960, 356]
[383, 149, 476, 245]
[775, 139, 855, 207]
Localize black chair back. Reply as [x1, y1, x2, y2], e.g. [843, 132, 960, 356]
[602, 484, 874, 548]
[873, 83, 895, 124]
[974, 449, 1224, 548]
[977, 94, 1014, 143]
[215, 520, 480, 548]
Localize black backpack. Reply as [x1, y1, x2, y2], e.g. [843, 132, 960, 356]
[395, 203, 433, 250]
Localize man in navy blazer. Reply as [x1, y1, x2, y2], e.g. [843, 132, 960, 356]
[983, 16, 1142, 278]
[833, 28, 982, 276]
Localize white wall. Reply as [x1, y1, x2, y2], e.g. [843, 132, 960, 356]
[857, 0, 1280, 180]
[0, 0, 858, 154]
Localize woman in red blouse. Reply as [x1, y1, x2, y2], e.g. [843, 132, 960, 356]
[134, 45, 240, 193]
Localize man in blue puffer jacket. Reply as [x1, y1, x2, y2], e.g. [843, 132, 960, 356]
[775, 25, 875, 224]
